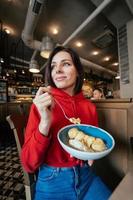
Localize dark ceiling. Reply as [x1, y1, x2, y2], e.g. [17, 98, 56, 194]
[0, 0, 133, 82]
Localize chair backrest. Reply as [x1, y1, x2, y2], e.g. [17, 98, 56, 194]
[6, 114, 27, 155]
[6, 114, 35, 200]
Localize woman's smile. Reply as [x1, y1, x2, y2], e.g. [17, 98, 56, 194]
[55, 76, 67, 81]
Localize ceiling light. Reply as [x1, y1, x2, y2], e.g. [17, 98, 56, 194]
[29, 60, 40, 73]
[52, 28, 58, 35]
[3, 26, 15, 35]
[75, 41, 83, 47]
[40, 50, 51, 59]
[40, 36, 54, 59]
[112, 62, 119, 66]
[6, 72, 9, 76]
[4, 28, 11, 34]
[104, 56, 110, 61]
[50, 25, 59, 35]
[92, 51, 99, 55]
[0, 58, 4, 63]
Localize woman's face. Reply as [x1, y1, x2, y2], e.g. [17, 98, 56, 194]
[51, 51, 78, 95]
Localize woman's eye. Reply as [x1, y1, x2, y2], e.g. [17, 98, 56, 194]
[63, 62, 71, 66]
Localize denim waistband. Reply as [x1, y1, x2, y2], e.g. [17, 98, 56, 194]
[41, 163, 88, 172]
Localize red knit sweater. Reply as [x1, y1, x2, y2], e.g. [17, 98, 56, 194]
[21, 88, 98, 173]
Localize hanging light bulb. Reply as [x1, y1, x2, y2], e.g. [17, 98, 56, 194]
[6, 71, 9, 76]
[22, 70, 25, 74]
[115, 72, 120, 79]
[0, 58, 4, 63]
[4, 28, 10, 34]
[29, 60, 40, 73]
[40, 36, 54, 59]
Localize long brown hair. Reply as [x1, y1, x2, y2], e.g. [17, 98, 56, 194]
[45, 46, 84, 94]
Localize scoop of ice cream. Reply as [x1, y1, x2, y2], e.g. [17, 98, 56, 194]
[68, 128, 78, 139]
[91, 138, 107, 151]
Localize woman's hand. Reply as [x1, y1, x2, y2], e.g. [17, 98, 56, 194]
[33, 86, 53, 136]
[88, 160, 94, 166]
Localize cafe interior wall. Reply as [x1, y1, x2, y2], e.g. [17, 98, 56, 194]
[118, 18, 133, 98]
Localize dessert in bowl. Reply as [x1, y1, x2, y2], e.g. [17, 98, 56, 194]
[58, 124, 115, 160]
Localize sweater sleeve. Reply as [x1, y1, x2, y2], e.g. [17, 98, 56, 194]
[21, 104, 51, 173]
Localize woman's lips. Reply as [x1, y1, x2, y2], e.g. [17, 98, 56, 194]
[55, 76, 66, 81]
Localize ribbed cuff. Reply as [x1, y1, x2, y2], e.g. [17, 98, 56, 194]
[34, 128, 51, 145]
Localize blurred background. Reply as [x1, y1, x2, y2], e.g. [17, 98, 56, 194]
[0, 0, 133, 101]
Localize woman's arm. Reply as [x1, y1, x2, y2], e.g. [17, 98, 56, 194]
[21, 86, 53, 173]
[21, 104, 51, 173]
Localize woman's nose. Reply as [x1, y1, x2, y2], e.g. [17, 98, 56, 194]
[56, 64, 62, 73]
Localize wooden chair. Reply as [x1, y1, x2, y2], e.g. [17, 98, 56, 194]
[6, 114, 35, 200]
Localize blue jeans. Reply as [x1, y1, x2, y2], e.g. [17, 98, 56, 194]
[34, 164, 111, 200]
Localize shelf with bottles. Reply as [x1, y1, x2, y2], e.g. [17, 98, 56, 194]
[8, 84, 39, 102]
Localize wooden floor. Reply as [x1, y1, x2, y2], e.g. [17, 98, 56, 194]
[0, 141, 25, 200]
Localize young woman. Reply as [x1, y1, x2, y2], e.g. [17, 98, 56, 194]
[21, 46, 111, 200]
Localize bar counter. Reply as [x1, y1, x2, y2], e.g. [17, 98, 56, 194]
[1, 98, 132, 119]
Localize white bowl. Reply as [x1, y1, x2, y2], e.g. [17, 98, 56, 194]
[58, 124, 115, 160]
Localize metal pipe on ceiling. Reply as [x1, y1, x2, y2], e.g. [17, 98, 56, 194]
[62, 0, 113, 46]
[10, 63, 29, 69]
[81, 58, 117, 76]
[31, 49, 39, 60]
[126, 0, 133, 15]
[22, 0, 116, 76]
[21, 0, 46, 50]
[61, 0, 115, 76]
[10, 56, 30, 64]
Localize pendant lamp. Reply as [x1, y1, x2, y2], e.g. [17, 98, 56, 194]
[29, 59, 40, 73]
[40, 36, 53, 59]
